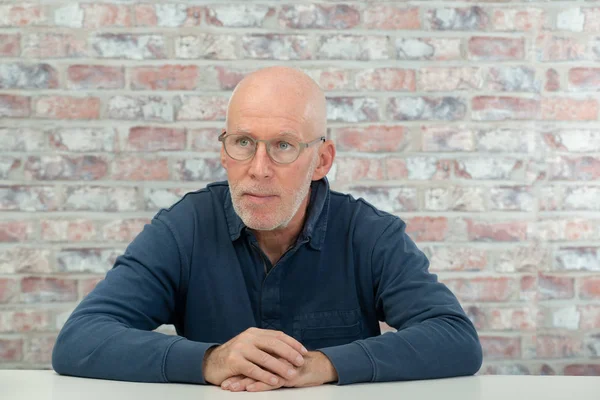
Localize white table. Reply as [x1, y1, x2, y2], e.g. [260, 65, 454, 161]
[2, 370, 599, 400]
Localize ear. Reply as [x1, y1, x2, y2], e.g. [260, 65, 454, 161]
[311, 140, 335, 181]
[220, 131, 228, 170]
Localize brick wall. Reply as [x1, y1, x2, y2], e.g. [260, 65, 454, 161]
[1, 1, 599, 376]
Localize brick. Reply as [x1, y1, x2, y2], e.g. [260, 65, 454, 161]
[491, 8, 545, 32]
[388, 97, 466, 121]
[476, 128, 536, 153]
[243, 35, 310, 60]
[541, 97, 598, 121]
[546, 69, 561, 92]
[550, 156, 600, 180]
[495, 245, 550, 273]
[568, 68, 600, 91]
[175, 34, 237, 60]
[482, 364, 529, 375]
[583, 8, 600, 32]
[0, 63, 58, 89]
[207, 5, 272, 27]
[53, 3, 83, 28]
[108, 96, 172, 122]
[424, 246, 487, 272]
[0, 5, 46, 27]
[41, 219, 96, 242]
[279, 5, 359, 29]
[537, 218, 597, 242]
[472, 96, 539, 121]
[144, 188, 188, 210]
[304, 68, 350, 91]
[334, 158, 383, 182]
[21, 277, 77, 303]
[64, 186, 138, 212]
[0, 94, 30, 118]
[520, 276, 537, 302]
[91, 34, 166, 60]
[174, 96, 227, 121]
[418, 67, 482, 92]
[455, 157, 522, 180]
[67, 65, 124, 90]
[404, 217, 448, 242]
[387, 157, 451, 180]
[355, 68, 415, 91]
[189, 128, 222, 152]
[445, 277, 517, 302]
[346, 187, 417, 213]
[0, 34, 20, 57]
[174, 158, 226, 181]
[212, 66, 249, 90]
[0, 186, 57, 211]
[536, 35, 588, 62]
[557, 8, 585, 32]
[466, 220, 528, 242]
[485, 67, 540, 92]
[0, 338, 22, 362]
[487, 307, 537, 331]
[468, 37, 525, 61]
[0, 156, 21, 180]
[0, 221, 35, 242]
[112, 157, 169, 181]
[579, 305, 600, 329]
[318, 35, 389, 61]
[427, 7, 488, 30]
[22, 33, 86, 58]
[82, 4, 131, 28]
[554, 247, 600, 272]
[25, 335, 55, 364]
[34, 96, 100, 120]
[580, 277, 600, 299]
[101, 219, 149, 242]
[564, 364, 600, 376]
[80, 277, 103, 299]
[543, 128, 600, 152]
[421, 126, 474, 152]
[56, 249, 119, 274]
[396, 38, 462, 61]
[540, 275, 575, 300]
[49, 128, 116, 152]
[327, 97, 379, 122]
[127, 127, 186, 151]
[25, 155, 108, 180]
[131, 65, 199, 90]
[364, 6, 420, 30]
[586, 334, 600, 357]
[135, 4, 201, 27]
[489, 186, 534, 211]
[424, 186, 485, 212]
[0, 310, 50, 333]
[0, 248, 51, 274]
[480, 336, 521, 360]
[0, 279, 18, 303]
[335, 126, 408, 153]
[564, 186, 600, 211]
[536, 335, 583, 359]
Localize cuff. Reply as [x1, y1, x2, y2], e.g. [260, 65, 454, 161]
[318, 341, 374, 385]
[164, 338, 219, 384]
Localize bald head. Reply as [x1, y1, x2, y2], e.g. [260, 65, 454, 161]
[226, 66, 327, 141]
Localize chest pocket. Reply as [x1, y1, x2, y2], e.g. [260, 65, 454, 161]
[292, 308, 363, 350]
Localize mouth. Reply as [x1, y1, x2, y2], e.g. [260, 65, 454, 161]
[242, 193, 278, 204]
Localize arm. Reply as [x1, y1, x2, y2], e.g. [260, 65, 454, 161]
[319, 218, 483, 384]
[52, 216, 218, 384]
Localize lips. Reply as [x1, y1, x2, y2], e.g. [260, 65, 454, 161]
[242, 193, 278, 204]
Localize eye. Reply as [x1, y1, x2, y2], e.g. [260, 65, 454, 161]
[236, 136, 252, 147]
[276, 141, 294, 151]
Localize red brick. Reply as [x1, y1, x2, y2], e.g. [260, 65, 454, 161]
[327, 97, 380, 123]
[580, 278, 600, 299]
[131, 65, 199, 90]
[49, 128, 116, 152]
[242, 34, 310, 60]
[21, 277, 78, 303]
[317, 35, 389, 61]
[63, 186, 138, 212]
[363, 6, 420, 30]
[207, 5, 271, 27]
[213, 66, 248, 90]
[0, 5, 46, 26]
[174, 158, 226, 181]
[468, 37, 525, 61]
[25, 335, 56, 364]
[485, 66, 538, 92]
[487, 307, 537, 331]
[388, 157, 451, 180]
[480, 336, 521, 359]
[466, 220, 528, 242]
[56, 249, 119, 274]
[388, 97, 466, 121]
[483, 364, 529, 375]
[144, 188, 188, 210]
[455, 157, 522, 180]
[0, 279, 19, 303]
[0, 248, 51, 274]
[426, 247, 487, 272]
[307, 68, 350, 91]
[555, 247, 600, 271]
[22, 33, 87, 58]
[355, 68, 415, 91]
[546, 69, 561, 92]
[579, 305, 600, 329]
[445, 277, 517, 302]
[189, 128, 222, 152]
[541, 97, 598, 121]
[112, 157, 169, 181]
[539, 275, 574, 300]
[583, 8, 600, 32]
[134, 5, 202, 27]
[419, 67, 482, 92]
[537, 35, 588, 62]
[537, 218, 597, 241]
[34, 96, 100, 120]
[384, 158, 408, 179]
[472, 96, 540, 120]
[91, 34, 166, 60]
[0, 156, 21, 180]
[335, 126, 408, 153]
[67, 65, 124, 90]
[544, 128, 600, 152]
[108, 96, 172, 122]
[491, 8, 545, 31]
[82, 4, 131, 28]
[101, 219, 149, 242]
[175, 96, 227, 121]
[421, 126, 474, 152]
[0, 338, 22, 362]
[564, 364, 600, 376]
[334, 158, 383, 183]
[347, 186, 417, 213]
[25, 155, 108, 180]
[41, 219, 96, 242]
[520, 276, 537, 302]
[404, 217, 448, 242]
[550, 156, 600, 180]
[396, 38, 462, 61]
[427, 7, 488, 31]
[0, 221, 35, 242]
[0, 34, 20, 56]
[127, 127, 186, 151]
[175, 34, 236, 60]
[0, 186, 57, 211]
[536, 335, 583, 359]
[0, 95, 30, 118]
[134, 4, 156, 26]
[0, 310, 50, 333]
[424, 186, 485, 212]
[80, 277, 103, 298]
[0, 63, 59, 90]
[489, 186, 534, 212]
[568, 68, 600, 91]
[279, 5, 359, 29]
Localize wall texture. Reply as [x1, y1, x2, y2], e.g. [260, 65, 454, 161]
[0, 0, 599, 376]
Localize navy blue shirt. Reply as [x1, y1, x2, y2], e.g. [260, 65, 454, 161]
[52, 178, 482, 385]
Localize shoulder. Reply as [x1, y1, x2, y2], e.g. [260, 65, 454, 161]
[155, 181, 229, 221]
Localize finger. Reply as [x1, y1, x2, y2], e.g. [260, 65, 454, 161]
[229, 377, 257, 392]
[221, 375, 244, 390]
[260, 330, 308, 356]
[246, 382, 280, 392]
[238, 359, 284, 387]
[246, 348, 298, 381]
[255, 336, 305, 367]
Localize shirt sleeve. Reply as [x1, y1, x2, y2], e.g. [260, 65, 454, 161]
[51, 215, 219, 384]
[319, 217, 483, 384]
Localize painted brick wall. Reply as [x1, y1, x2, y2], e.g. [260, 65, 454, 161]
[1, 1, 599, 376]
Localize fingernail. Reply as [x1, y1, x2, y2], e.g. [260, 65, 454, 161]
[222, 381, 230, 389]
[247, 384, 255, 391]
[287, 369, 296, 377]
[296, 355, 304, 365]
[301, 346, 308, 354]
[231, 382, 240, 390]
[270, 377, 278, 385]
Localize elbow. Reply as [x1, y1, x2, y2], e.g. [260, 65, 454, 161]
[51, 330, 71, 376]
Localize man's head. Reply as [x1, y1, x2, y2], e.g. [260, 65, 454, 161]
[221, 66, 335, 231]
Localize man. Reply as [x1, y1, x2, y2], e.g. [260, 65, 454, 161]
[52, 66, 482, 392]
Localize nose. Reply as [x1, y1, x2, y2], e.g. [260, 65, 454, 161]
[248, 141, 273, 179]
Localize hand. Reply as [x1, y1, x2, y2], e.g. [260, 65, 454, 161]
[202, 327, 308, 388]
[220, 351, 338, 392]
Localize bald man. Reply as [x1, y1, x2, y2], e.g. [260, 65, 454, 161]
[52, 67, 482, 392]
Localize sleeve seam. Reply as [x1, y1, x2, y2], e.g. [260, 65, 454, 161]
[162, 337, 185, 383]
[356, 341, 378, 382]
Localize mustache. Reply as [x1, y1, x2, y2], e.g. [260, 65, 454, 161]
[230, 184, 280, 197]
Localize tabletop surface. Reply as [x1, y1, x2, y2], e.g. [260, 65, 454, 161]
[3, 370, 600, 400]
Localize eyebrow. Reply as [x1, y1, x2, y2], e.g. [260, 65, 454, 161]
[233, 129, 302, 140]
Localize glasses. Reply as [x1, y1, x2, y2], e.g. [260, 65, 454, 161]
[218, 131, 325, 164]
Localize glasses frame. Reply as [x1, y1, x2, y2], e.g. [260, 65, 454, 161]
[218, 131, 326, 164]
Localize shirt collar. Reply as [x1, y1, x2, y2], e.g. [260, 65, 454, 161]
[224, 177, 330, 250]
